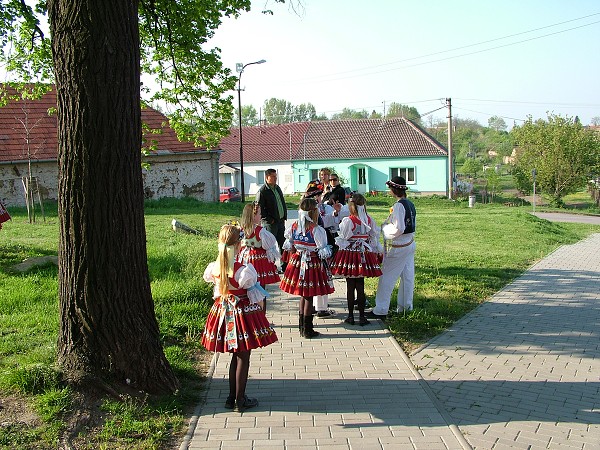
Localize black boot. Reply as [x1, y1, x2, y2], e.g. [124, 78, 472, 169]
[299, 313, 304, 335]
[303, 314, 320, 338]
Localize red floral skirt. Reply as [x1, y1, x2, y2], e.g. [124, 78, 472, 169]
[331, 246, 383, 278]
[281, 248, 295, 264]
[280, 251, 335, 297]
[202, 295, 278, 353]
[240, 248, 280, 286]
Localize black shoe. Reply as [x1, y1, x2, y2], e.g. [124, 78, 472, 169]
[234, 395, 258, 412]
[358, 316, 370, 326]
[224, 395, 235, 409]
[365, 311, 386, 320]
[344, 315, 355, 325]
[303, 328, 320, 338]
[316, 309, 335, 318]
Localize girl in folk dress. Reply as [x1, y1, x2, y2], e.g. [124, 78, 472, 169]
[280, 198, 335, 338]
[202, 225, 278, 411]
[239, 203, 281, 312]
[331, 193, 383, 326]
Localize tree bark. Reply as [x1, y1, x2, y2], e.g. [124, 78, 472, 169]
[49, 0, 178, 394]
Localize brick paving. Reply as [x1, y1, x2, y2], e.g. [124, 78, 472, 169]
[181, 230, 600, 450]
[411, 233, 600, 449]
[180, 278, 468, 450]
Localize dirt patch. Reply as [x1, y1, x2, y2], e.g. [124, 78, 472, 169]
[0, 393, 42, 428]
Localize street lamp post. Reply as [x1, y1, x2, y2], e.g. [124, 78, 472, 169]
[237, 59, 266, 202]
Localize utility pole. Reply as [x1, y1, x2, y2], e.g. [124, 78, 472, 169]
[446, 98, 454, 199]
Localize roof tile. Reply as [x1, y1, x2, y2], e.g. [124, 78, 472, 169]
[218, 117, 446, 164]
[0, 85, 204, 163]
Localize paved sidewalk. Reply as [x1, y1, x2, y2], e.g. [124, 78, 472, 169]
[411, 233, 600, 449]
[181, 232, 600, 450]
[181, 278, 469, 450]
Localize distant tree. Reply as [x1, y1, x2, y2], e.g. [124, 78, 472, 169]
[512, 165, 533, 195]
[461, 158, 482, 178]
[370, 110, 382, 119]
[591, 116, 600, 126]
[263, 98, 293, 124]
[386, 102, 421, 123]
[454, 117, 483, 130]
[233, 105, 259, 127]
[483, 166, 501, 201]
[292, 103, 317, 122]
[511, 113, 600, 206]
[488, 115, 507, 132]
[331, 107, 369, 120]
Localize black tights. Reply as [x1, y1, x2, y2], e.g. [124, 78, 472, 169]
[229, 350, 252, 402]
[346, 278, 366, 316]
[300, 296, 314, 316]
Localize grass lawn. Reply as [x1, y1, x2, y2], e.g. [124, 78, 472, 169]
[1, 195, 599, 448]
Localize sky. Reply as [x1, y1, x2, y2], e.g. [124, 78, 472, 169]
[208, 0, 600, 128]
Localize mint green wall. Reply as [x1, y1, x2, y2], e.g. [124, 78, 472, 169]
[291, 157, 448, 194]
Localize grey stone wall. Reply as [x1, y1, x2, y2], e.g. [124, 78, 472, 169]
[0, 151, 220, 207]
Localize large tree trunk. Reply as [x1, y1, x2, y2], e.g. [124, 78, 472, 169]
[49, 0, 178, 394]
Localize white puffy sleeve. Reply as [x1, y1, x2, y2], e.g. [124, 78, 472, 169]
[203, 261, 217, 284]
[335, 216, 353, 249]
[236, 263, 258, 289]
[368, 216, 384, 253]
[383, 202, 405, 240]
[320, 203, 336, 229]
[236, 263, 264, 304]
[282, 221, 294, 251]
[313, 226, 332, 259]
[259, 227, 281, 261]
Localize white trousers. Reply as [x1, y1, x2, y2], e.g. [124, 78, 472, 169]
[313, 295, 329, 310]
[373, 241, 416, 315]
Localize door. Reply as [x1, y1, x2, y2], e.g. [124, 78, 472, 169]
[357, 167, 367, 193]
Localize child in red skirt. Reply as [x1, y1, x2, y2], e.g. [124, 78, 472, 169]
[280, 197, 335, 338]
[202, 224, 278, 411]
[239, 202, 281, 312]
[331, 193, 383, 326]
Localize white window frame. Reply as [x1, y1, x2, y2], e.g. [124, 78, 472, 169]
[390, 167, 416, 184]
[256, 169, 266, 184]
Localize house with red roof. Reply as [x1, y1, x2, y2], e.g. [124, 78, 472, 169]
[219, 117, 448, 196]
[0, 85, 220, 206]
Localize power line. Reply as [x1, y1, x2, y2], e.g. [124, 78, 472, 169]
[280, 14, 600, 85]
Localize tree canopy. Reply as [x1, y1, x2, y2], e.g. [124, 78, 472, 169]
[0, 0, 264, 147]
[262, 97, 322, 124]
[386, 102, 421, 123]
[511, 113, 600, 205]
[0, 0, 296, 396]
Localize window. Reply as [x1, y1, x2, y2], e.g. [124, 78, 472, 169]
[391, 167, 415, 183]
[310, 169, 319, 181]
[256, 170, 266, 184]
[358, 167, 366, 185]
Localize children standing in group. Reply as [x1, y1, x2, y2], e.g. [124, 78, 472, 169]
[202, 224, 278, 411]
[239, 202, 281, 312]
[303, 180, 337, 319]
[331, 193, 383, 326]
[280, 198, 335, 338]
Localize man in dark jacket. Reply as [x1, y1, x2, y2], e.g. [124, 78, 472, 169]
[256, 168, 287, 255]
[323, 173, 346, 205]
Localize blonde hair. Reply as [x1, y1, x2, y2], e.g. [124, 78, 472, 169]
[348, 193, 367, 216]
[217, 225, 241, 296]
[299, 197, 319, 224]
[240, 203, 259, 237]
